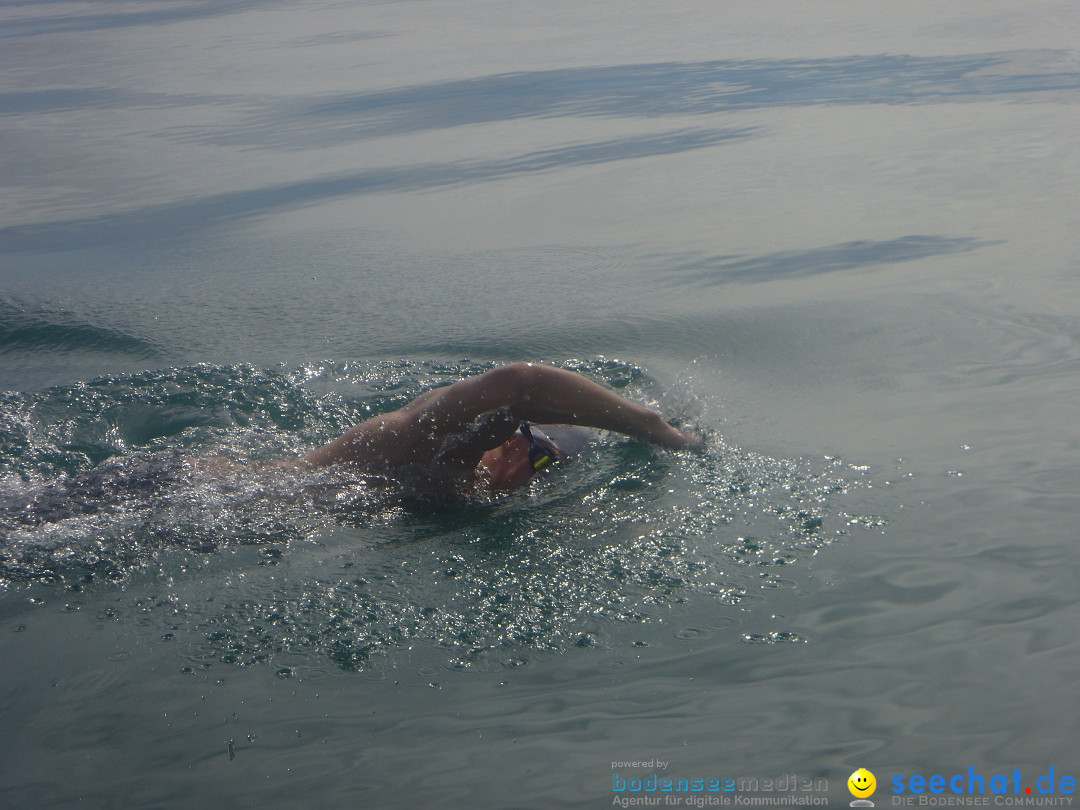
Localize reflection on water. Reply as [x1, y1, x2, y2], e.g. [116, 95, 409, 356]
[665, 235, 997, 284]
[236, 52, 1080, 144]
[2, 45, 1077, 254]
[0, 128, 754, 255]
[0, 0, 284, 39]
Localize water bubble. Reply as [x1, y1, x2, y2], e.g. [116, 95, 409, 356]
[674, 627, 708, 640]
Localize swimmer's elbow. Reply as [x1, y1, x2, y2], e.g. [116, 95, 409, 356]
[497, 361, 541, 383]
[485, 362, 546, 403]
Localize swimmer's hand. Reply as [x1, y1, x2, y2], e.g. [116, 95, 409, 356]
[644, 413, 705, 450]
[677, 425, 707, 449]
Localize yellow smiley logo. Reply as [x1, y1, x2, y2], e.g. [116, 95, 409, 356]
[848, 768, 877, 798]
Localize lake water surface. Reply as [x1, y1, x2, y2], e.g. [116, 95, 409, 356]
[1, 2, 1078, 808]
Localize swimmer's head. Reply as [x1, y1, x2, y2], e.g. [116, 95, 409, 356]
[481, 423, 592, 490]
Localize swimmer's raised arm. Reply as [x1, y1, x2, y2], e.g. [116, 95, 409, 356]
[450, 362, 696, 448]
[303, 363, 698, 478]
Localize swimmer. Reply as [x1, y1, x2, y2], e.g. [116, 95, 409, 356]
[1, 363, 697, 531]
[300, 362, 699, 491]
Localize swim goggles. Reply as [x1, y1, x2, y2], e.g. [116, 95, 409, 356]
[519, 422, 563, 475]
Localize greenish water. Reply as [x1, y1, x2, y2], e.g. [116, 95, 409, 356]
[2, 1, 1079, 808]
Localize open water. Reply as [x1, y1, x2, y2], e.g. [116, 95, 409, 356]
[1, 2, 1078, 808]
